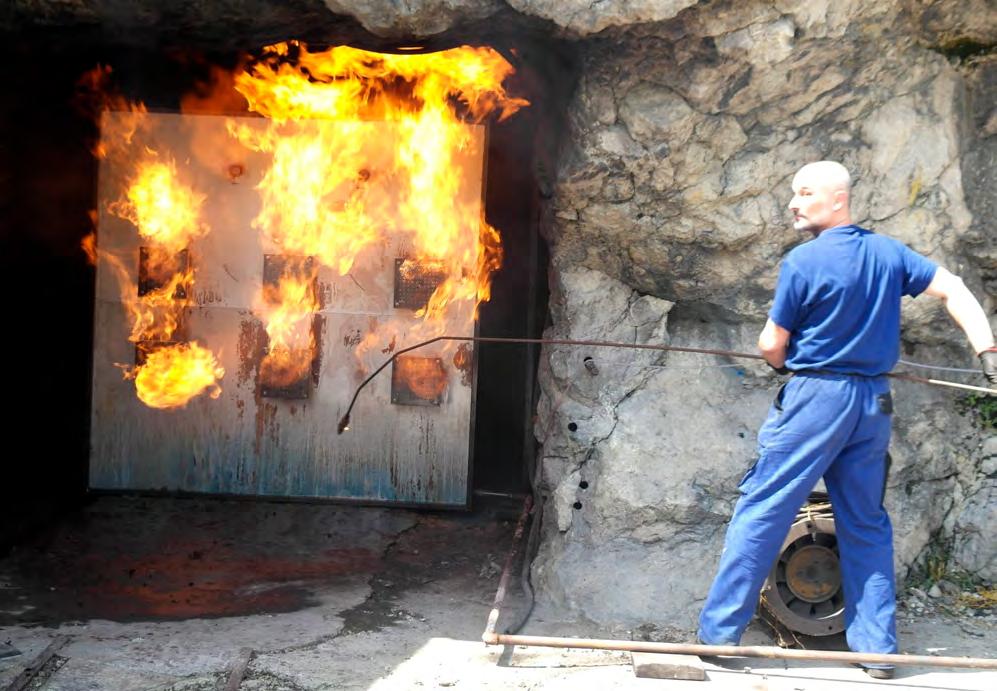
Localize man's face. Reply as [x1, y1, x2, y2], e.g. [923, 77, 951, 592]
[788, 171, 836, 233]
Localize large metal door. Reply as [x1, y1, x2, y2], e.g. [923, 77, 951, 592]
[89, 111, 485, 507]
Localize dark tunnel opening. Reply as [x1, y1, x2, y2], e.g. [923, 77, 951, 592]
[0, 15, 580, 550]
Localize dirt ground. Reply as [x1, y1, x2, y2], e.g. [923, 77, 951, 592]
[0, 496, 993, 690]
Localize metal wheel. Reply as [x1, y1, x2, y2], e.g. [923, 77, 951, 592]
[761, 513, 845, 637]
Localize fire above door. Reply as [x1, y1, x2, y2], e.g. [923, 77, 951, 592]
[89, 110, 488, 507]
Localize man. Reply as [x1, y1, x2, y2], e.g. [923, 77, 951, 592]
[697, 160, 997, 679]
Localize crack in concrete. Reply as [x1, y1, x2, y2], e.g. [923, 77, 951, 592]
[256, 517, 423, 658]
[331, 517, 425, 639]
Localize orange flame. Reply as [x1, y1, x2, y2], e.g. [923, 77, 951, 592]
[81, 231, 98, 266]
[128, 270, 192, 342]
[100, 142, 223, 407]
[395, 357, 448, 401]
[91, 43, 524, 408]
[107, 153, 208, 253]
[75, 65, 150, 159]
[230, 42, 526, 371]
[257, 264, 319, 388]
[126, 342, 225, 409]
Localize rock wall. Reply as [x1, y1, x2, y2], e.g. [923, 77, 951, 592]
[531, 0, 997, 630]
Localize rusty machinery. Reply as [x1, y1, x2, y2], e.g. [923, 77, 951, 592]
[760, 492, 845, 638]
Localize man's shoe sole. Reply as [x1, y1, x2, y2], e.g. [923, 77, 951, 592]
[851, 663, 895, 680]
[864, 667, 895, 680]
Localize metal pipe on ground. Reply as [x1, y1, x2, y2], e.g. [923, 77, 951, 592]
[479, 493, 997, 671]
[480, 633, 997, 671]
[483, 494, 533, 640]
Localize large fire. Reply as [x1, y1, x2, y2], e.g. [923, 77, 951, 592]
[103, 148, 224, 408]
[231, 43, 525, 392]
[91, 42, 525, 408]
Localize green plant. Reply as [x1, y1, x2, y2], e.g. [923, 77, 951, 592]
[957, 393, 997, 430]
[908, 536, 985, 593]
[926, 552, 947, 583]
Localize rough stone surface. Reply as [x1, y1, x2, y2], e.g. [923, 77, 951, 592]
[9, 0, 997, 44]
[532, 0, 997, 632]
[959, 54, 997, 295]
[952, 436, 997, 581]
[506, 0, 698, 36]
[907, 0, 997, 50]
[321, 0, 501, 37]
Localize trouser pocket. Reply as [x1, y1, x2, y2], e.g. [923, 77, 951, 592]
[877, 392, 893, 414]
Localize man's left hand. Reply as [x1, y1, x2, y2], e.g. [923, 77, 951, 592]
[980, 348, 997, 384]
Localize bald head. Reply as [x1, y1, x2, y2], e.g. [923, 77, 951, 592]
[793, 161, 851, 194]
[788, 161, 853, 234]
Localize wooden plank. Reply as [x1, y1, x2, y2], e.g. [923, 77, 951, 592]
[221, 647, 254, 691]
[631, 651, 707, 681]
[5, 636, 69, 691]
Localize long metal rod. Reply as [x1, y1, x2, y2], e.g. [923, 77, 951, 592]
[481, 633, 997, 670]
[888, 371, 995, 394]
[480, 503, 997, 671]
[337, 336, 995, 433]
[483, 494, 533, 639]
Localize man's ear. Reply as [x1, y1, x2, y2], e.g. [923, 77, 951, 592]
[832, 189, 847, 211]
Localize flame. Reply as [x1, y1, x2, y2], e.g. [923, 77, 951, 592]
[229, 42, 526, 373]
[257, 260, 319, 388]
[395, 357, 448, 401]
[127, 342, 225, 409]
[100, 139, 223, 407]
[82, 231, 98, 265]
[75, 66, 150, 159]
[107, 153, 207, 253]
[89, 43, 525, 409]
[128, 269, 192, 342]
[260, 346, 312, 389]
[106, 153, 204, 344]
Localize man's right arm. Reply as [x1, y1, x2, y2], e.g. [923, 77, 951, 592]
[758, 318, 792, 371]
[922, 267, 996, 382]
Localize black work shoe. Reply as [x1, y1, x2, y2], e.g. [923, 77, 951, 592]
[695, 636, 723, 662]
[855, 664, 895, 680]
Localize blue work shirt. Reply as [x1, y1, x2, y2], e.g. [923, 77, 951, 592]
[770, 224, 938, 376]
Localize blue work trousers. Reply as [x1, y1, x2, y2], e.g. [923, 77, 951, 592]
[698, 373, 897, 657]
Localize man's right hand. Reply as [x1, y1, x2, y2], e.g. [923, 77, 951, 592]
[767, 362, 791, 376]
[980, 348, 997, 385]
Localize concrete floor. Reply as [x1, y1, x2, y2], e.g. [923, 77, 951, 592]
[0, 496, 994, 690]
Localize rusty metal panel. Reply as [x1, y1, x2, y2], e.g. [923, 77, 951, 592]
[391, 356, 447, 406]
[138, 247, 189, 298]
[393, 258, 447, 310]
[89, 111, 484, 506]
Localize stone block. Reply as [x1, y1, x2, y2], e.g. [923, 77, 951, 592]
[631, 652, 707, 680]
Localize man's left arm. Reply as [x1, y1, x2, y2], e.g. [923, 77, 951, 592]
[922, 267, 996, 382]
